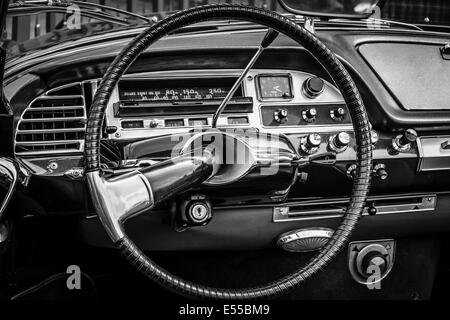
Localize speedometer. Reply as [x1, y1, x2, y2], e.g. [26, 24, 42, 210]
[257, 75, 293, 99]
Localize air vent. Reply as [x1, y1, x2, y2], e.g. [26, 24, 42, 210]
[15, 83, 87, 156]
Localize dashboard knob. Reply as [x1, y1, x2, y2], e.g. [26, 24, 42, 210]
[374, 163, 388, 180]
[273, 109, 288, 123]
[367, 204, 377, 215]
[328, 132, 350, 153]
[391, 128, 418, 152]
[399, 128, 418, 146]
[370, 130, 379, 145]
[377, 168, 388, 180]
[330, 107, 345, 121]
[346, 164, 357, 179]
[307, 133, 322, 148]
[441, 140, 450, 150]
[302, 76, 324, 98]
[302, 107, 317, 123]
[149, 119, 159, 128]
[300, 133, 322, 154]
[334, 132, 350, 148]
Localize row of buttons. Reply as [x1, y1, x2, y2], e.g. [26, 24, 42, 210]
[299, 132, 351, 155]
[109, 116, 249, 132]
[273, 106, 346, 123]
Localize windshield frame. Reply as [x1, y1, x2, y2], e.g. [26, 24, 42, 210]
[277, 0, 377, 19]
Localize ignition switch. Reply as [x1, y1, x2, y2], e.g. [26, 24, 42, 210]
[175, 194, 213, 229]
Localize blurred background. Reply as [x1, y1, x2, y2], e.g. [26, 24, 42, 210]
[3, 0, 450, 44]
[3, 0, 279, 43]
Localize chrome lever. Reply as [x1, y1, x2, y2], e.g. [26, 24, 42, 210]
[292, 152, 337, 168]
[211, 29, 279, 128]
[309, 152, 337, 165]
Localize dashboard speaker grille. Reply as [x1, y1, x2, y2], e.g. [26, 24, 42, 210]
[277, 228, 334, 252]
[15, 83, 87, 156]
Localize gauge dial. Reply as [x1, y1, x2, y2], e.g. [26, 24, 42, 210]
[257, 75, 293, 99]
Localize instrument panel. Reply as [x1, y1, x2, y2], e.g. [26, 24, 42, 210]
[104, 69, 351, 142]
[256, 74, 293, 99]
[118, 77, 241, 102]
[15, 68, 421, 182]
[12, 68, 427, 206]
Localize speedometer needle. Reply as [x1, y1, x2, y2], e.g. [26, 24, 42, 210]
[211, 29, 279, 128]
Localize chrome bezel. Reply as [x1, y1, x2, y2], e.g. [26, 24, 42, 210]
[392, 135, 411, 152]
[14, 82, 87, 157]
[255, 73, 294, 102]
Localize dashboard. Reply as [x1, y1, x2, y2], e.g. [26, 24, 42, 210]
[4, 27, 450, 251]
[104, 69, 349, 140]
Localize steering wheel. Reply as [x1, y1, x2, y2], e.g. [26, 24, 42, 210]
[84, 4, 372, 299]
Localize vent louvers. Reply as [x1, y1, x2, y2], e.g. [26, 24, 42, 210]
[15, 83, 87, 156]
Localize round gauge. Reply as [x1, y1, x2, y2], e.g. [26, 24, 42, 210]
[257, 75, 293, 99]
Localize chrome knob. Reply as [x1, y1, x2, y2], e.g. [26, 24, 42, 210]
[371, 130, 379, 145]
[335, 132, 350, 147]
[300, 133, 322, 154]
[374, 163, 388, 180]
[392, 128, 417, 152]
[346, 164, 357, 179]
[377, 168, 388, 180]
[399, 128, 418, 146]
[328, 132, 350, 153]
[330, 107, 345, 121]
[302, 76, 324, 98]
[307, 133, 322, 148]
[273, 109, 288, 123]
[302, 107, 317, 123]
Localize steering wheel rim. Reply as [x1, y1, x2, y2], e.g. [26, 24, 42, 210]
[84, 4, 372, 299]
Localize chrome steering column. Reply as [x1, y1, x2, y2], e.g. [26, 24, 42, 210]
[86, 149, 217, 242]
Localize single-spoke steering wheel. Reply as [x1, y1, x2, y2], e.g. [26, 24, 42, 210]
[84, 4, 372, 299]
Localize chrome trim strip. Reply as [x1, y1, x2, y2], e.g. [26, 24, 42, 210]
[16, 140, 82, 146]
[273, 194, 436, 222]
[417, 136, 450, 172]
[28, 106, 85, 111]
[19, 116, 86, 123]
[15, 149, 83, 157]
[16, 128, 86, 134]
[32, 94, 84, 100]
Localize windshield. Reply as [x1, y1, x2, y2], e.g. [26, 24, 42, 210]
[280, 0, 380, 17]
[2, 0, 450, 57]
